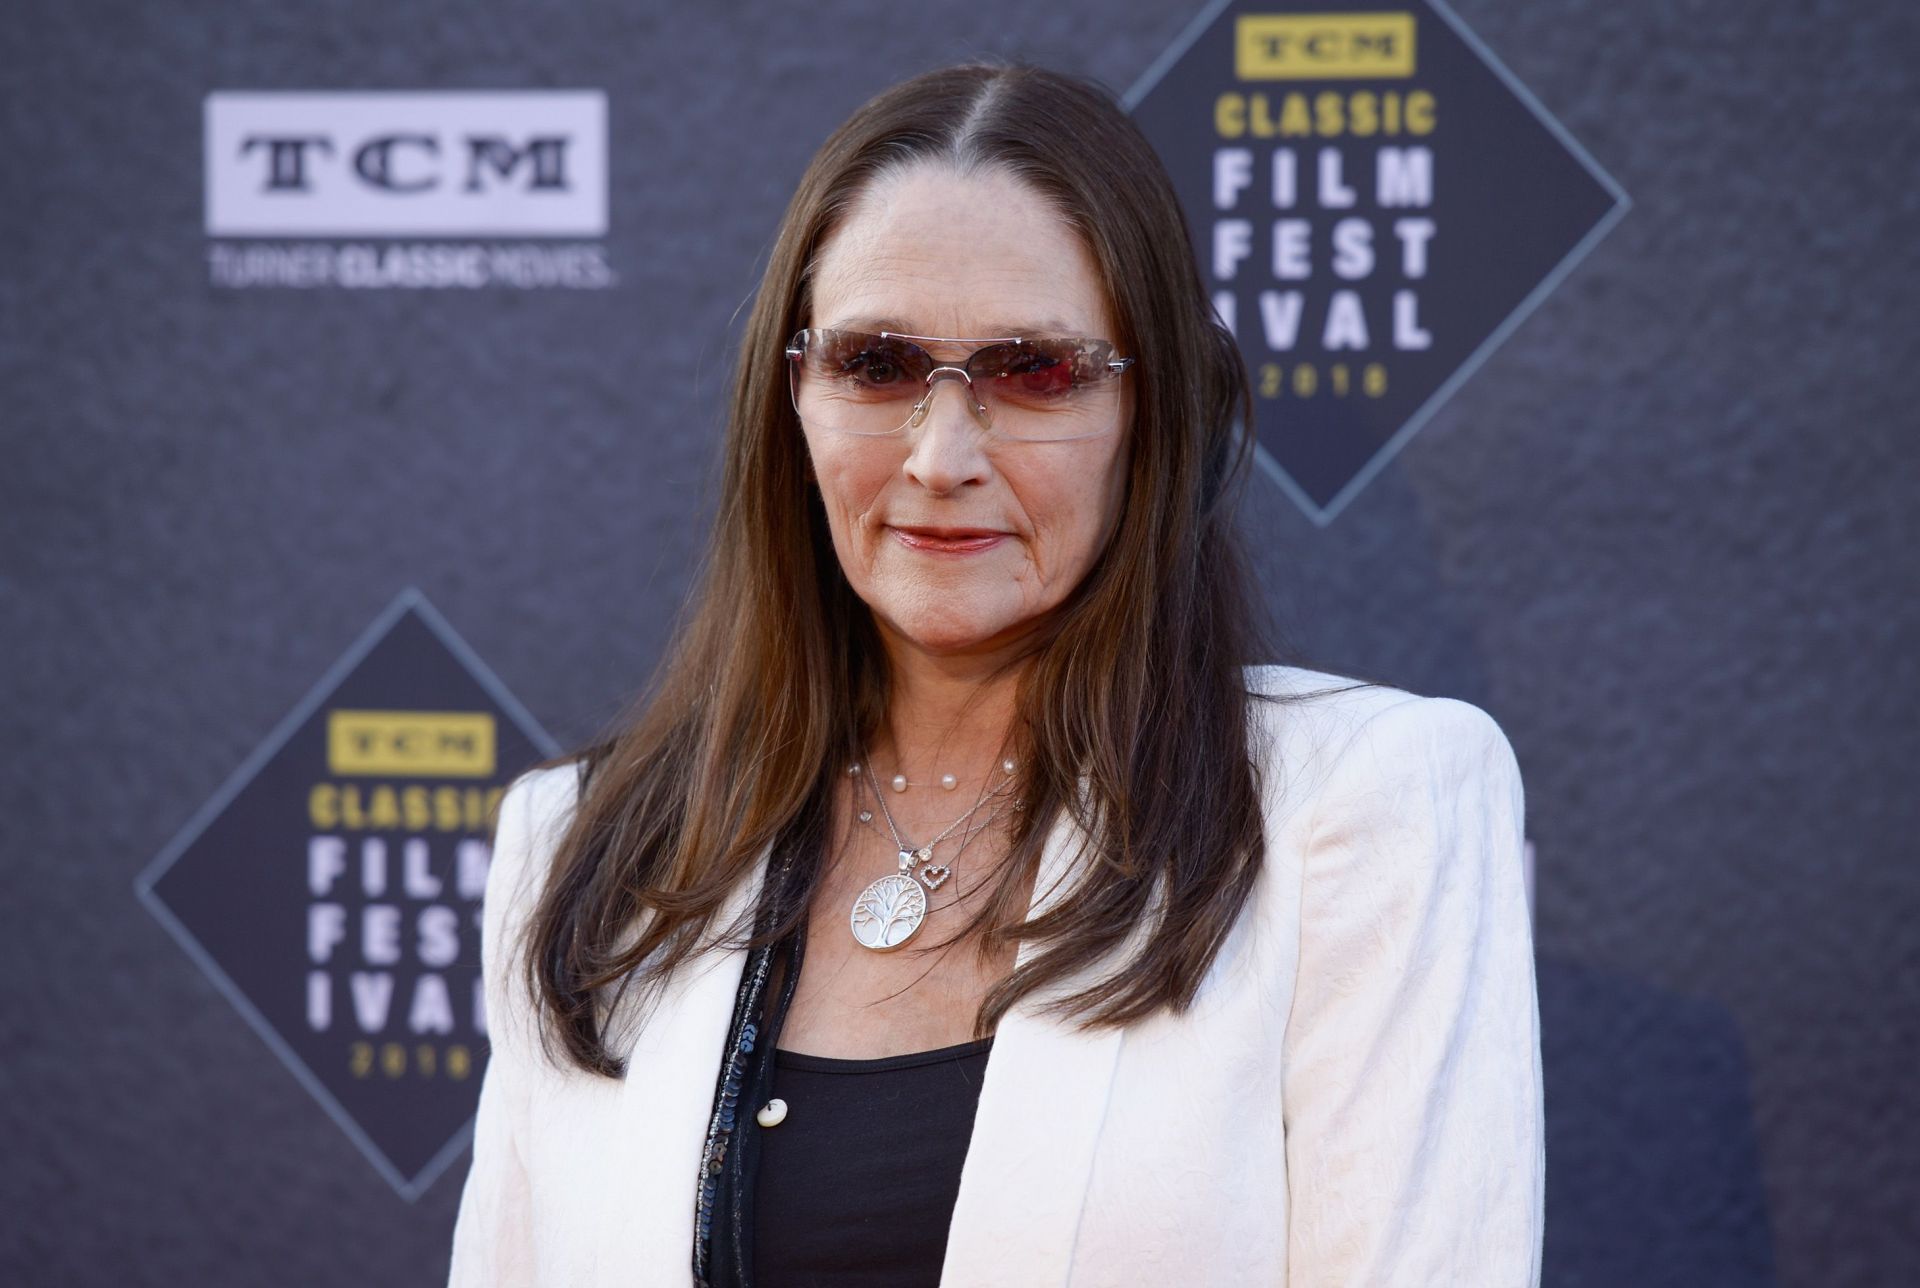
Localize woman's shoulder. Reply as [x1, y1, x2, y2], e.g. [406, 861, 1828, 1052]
[1241, 661, 1423, 744]
[502, 758, 588, 840]
[489, 757, 591, 913]
[1239, 663, 1520, 813]
[1243, 662, 1509, 737]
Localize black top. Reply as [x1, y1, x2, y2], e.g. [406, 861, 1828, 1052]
[752, 1036, 995, 1286]
[696, 856, 995, 1288]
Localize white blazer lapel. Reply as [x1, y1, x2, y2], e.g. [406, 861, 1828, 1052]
[612, 848, 770, 1288]
[940, 806, 1140, 1287]
[594, 814, 1139, 1287]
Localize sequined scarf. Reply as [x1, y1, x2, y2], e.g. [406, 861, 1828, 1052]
[692, 851, 807, 1288]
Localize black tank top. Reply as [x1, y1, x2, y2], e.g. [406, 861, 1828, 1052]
[696, 860, 995, 1288]
[752, 1036, 994, 1286]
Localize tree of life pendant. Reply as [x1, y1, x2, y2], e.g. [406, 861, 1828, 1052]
[850, 849, 931, 951]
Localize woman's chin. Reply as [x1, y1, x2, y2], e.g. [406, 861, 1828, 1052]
[872, 599, 1030, 660]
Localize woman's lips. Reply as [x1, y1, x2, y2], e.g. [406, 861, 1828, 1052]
[888, 525, 1009, 555]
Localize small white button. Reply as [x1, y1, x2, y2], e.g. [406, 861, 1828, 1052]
[756, 1098, 788, 1127]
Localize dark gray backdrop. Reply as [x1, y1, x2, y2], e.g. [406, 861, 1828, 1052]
[4, 1, 1915, 1285]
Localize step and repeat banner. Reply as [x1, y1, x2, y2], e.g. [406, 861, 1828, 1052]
[8, 1, 1910, 1285]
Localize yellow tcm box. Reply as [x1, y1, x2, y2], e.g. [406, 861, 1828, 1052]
[1235, 12, 1417, 80]
[327, 710, 497, 777]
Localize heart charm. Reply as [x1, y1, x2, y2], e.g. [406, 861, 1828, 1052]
[917, 863, 952, 890]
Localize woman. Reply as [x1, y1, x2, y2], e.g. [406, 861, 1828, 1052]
[449, 61, 1542, 1287]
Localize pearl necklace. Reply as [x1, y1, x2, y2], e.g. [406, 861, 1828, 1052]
[846, 753, 1018, 952]
[848, 756, 1020, 794]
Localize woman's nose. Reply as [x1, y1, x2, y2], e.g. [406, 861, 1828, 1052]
[902, 375, 992, 494]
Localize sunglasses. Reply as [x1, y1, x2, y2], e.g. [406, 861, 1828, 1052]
[785, 327, 1135, 442]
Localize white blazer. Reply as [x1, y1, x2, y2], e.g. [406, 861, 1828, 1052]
[448, 664, 1544, 1286]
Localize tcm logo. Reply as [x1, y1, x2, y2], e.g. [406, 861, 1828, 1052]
[327, 710, 497, 777]
[205, 91, 607, 236]
[1235, 13, 1417, 80]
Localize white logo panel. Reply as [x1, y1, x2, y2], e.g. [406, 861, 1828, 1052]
[205, 90, 607, 237]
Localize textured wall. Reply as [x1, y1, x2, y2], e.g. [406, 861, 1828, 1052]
[3, 1, 1914, 1284]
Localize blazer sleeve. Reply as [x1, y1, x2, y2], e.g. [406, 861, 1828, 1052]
[1280, 695, 1543, 1286]
[447, 769, 547, 1286]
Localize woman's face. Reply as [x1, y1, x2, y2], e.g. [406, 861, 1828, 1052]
[800, 163, 1134, 663]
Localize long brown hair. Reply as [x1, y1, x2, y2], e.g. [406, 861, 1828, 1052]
[515, 60, 1372, 1078]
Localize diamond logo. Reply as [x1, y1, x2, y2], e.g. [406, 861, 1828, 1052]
[135, 588, 557, 1198]
[1127, 0, 1630, 523]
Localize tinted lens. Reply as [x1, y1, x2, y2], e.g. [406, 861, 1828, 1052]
[814, 330, 928, 395]
[974, 340, 1078, 405]
[971, 337, 1124, 439]
[789, 329, 932, 435]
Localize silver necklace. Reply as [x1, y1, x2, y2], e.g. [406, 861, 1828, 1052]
[847, 754, 1013, 952]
